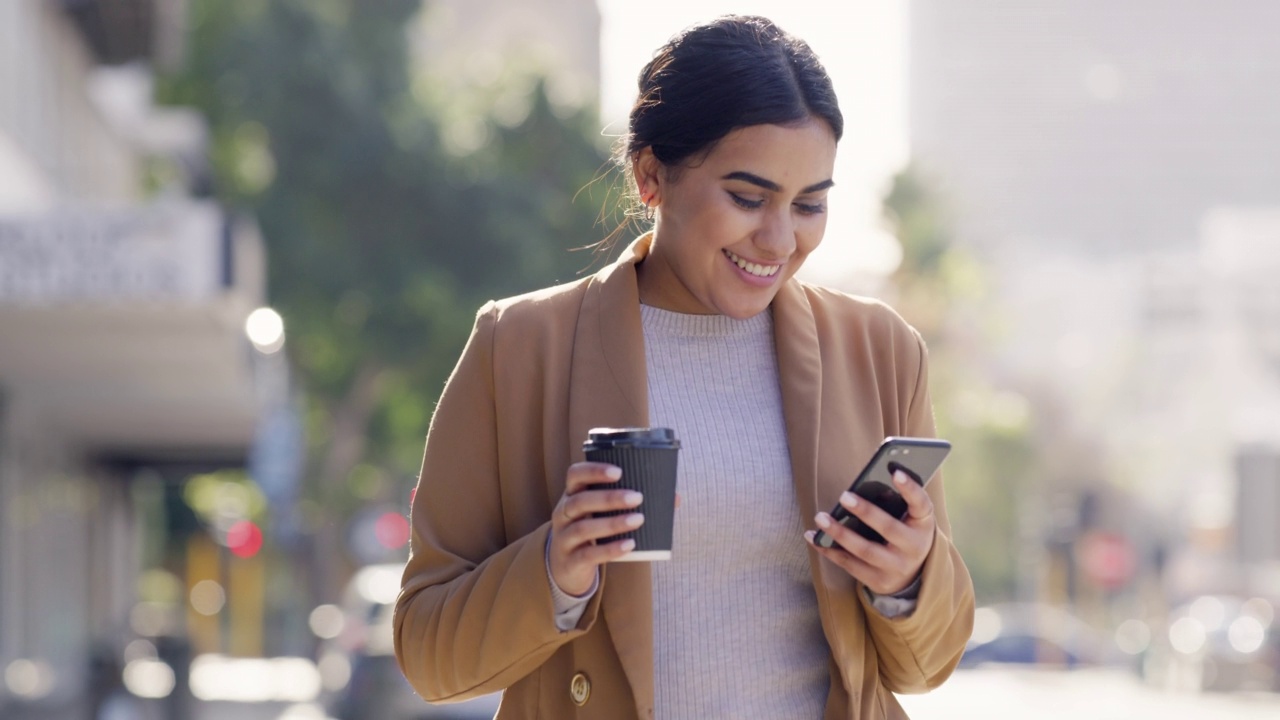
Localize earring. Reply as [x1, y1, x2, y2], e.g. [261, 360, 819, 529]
[644, 203, 654, 222]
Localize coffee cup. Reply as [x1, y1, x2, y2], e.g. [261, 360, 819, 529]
[583, 427, 680, 561]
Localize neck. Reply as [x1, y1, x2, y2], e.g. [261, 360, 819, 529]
[635, 254, 716, 315]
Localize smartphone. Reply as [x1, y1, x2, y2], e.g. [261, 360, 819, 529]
[812, 436, 951, 548]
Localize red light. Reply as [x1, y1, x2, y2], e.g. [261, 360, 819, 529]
[226, 520, 263, 558]
[374, 512, 410, 550]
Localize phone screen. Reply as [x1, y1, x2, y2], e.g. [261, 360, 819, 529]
[813, 437, 951, 548]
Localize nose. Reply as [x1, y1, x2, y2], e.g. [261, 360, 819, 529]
[753, 206, 795, 260]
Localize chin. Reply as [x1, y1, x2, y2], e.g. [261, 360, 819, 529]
[716, 298, 774, 320]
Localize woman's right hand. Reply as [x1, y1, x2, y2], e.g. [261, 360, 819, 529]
[548, 462, 645, 597]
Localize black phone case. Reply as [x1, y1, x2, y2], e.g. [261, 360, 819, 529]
[813, 437, 951, 548]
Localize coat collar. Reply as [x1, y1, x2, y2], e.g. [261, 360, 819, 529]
[565, 233, 822, 717]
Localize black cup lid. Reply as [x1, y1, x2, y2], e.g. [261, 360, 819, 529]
[584, 427, 680, 449]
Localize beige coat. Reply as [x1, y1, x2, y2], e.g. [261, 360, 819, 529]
[394, 235, 975, 719]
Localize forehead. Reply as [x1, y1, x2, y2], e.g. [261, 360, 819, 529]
[696, 120, 837, 186]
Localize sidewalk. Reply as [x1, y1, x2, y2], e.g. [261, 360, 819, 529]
[198, 700, 329, 720]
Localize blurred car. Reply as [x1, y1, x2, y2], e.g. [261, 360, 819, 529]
[1140, 595, 1280, 693]
[318, 563, 502, 720]
[959, 603, 1110, 669]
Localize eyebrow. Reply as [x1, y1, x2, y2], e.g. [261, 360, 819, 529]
[721, 171, 835, 195]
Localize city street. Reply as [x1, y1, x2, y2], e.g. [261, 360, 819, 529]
[900, 666, 1280, 719]
[6, 3, 1280, 720]
[188, 665, 1280, 720]
[198, 701, 316, 720]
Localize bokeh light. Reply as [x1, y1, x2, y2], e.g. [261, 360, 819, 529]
[374, 511, 411, 550]
[190, 579, 226, 616]
[308, 604, 345, 640]
[245, 307, 285, 353]
[123, 658, 176, 699]
[226, 519, 264, 558]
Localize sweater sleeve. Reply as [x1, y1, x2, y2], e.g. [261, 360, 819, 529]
[546, 533, 598, 630]
[865, 573, 922, 618]
[393, 303, 603, 702]
[858, 331, 975, 694]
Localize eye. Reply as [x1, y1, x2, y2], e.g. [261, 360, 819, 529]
[794, 202, 826, 216]
[729, 192, 764, 210]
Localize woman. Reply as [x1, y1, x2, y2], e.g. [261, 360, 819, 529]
[394, 15, 974, 719]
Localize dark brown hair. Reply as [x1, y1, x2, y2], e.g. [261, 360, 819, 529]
[626, 15, 843, 167]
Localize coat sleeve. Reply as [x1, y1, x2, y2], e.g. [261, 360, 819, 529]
[859, 330, 975, 694]
[393, 302, 603, 702]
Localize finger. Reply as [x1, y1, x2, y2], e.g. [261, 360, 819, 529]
[556, 513, 645, 548]
[565, 462, 622, 494]
[571, 537, 637, 566]
[835, 491, 908, 546]
[894, 470, 935, 522]
[805, 531, 918, 595]
[813, 510, 895, 567]
[560, 488, 643, 526]
[553, 499, 573, 530]
[804, 531, 887, 588]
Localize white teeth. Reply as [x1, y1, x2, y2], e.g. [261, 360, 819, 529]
[724, 250, 780, 278]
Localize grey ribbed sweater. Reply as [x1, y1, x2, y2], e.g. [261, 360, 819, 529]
[640, 305, 829, 719]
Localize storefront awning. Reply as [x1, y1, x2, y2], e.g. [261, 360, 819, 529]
[0, 200, 267, 459]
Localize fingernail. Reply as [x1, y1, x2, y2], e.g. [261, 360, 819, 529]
[623, 491, 644, 506]
[620, 539, 636, 552]
[815, 513, 831, 528]
[625, 513, 644, 528]
[605, 466, 622, 480]
[894, 471, 908, 485]
[803, 530, 816, 543]
[841, 491, 859, 507]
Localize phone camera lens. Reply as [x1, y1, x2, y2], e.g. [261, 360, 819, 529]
[902, 449, 910, 455]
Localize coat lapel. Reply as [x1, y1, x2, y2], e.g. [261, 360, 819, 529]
[772, 280, 823, 523]
[772, 279, 851, 679]
[566, 236, 654, 716]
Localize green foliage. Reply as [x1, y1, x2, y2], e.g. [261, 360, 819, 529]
[158, 0, 614, 518]
[934, 388, 1034, 601]
[884, 170, 951, 279]
[884, 166, 1037, 602]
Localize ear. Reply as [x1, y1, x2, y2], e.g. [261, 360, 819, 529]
[631, 148, 663, 207]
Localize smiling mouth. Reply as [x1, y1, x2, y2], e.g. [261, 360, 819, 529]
[723, 249, 781, 278]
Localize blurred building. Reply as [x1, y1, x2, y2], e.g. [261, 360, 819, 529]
[0, 1, 276, 716]
[909, 0, 1280, 598]
[910, 0, 1280, 258]
[410, 0, 602, 111]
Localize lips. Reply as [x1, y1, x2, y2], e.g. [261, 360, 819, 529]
[723, 249, 781, 278]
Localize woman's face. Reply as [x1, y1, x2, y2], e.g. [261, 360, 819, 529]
[634, 118, 838, 319]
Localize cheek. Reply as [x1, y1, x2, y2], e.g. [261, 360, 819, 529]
[667, 189, 729, 236]
[796, 217, 828, 255]
[687, 205, 750, 253]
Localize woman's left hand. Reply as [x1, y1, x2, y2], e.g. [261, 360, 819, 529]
[804, 470, 936, 595]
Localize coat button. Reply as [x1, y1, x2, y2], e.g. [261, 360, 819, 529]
[570, 671, 591, 706]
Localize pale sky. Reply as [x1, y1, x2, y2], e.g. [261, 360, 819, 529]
[597, 0, 909, 285]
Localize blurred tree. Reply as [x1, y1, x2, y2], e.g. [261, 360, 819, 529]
[158, 0, 615, 601]
[883, 167, 1038, 602]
